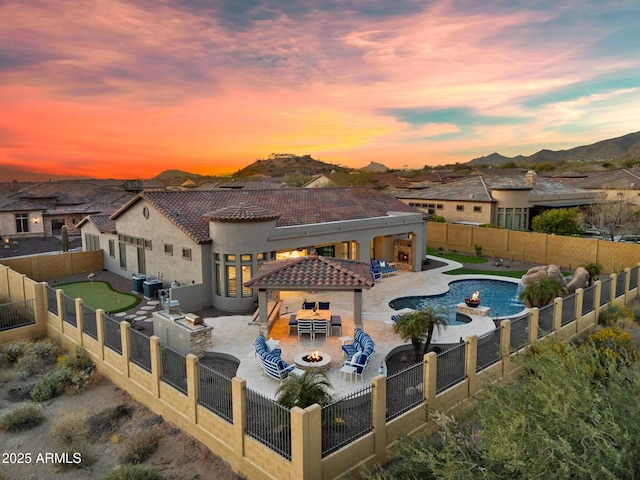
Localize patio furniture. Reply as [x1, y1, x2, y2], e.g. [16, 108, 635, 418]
[384, 314, 399, 334]
[342, 328, 375, 362]
[288, 314, 298, 335]
[302, 301, 316, 310]
[297, 320, 314, 340]
[254, 335, 295, 382]
[330, 315, 342, 336]
[313, 320, 329, 339]
[370, 259, 398, 279]
[343, 348, 373, 381]
[318, 301, 330, 310]
[296, 308, 332, 336]
[340, 365, 357, 383]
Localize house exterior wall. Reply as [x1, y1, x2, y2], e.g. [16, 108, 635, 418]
[0, 211, 45, 238]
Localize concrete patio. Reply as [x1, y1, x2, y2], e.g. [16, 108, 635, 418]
[201, 256, 525, 398]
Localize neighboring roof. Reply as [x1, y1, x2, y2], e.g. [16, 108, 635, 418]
[244, 254, 375, 290]
[111, 188, 421, 244]
[0, 200, 46, 212]
[76, 214, 117, 233]
[556, 168, 640, 190]
[395, 174, 592, 202]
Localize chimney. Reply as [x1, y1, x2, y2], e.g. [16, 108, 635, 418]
[525, 170, 537, 186]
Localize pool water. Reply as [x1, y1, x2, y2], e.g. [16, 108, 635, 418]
[389, 278, 525, 322]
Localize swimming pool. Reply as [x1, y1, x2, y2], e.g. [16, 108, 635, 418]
[389, 278, 525, 322]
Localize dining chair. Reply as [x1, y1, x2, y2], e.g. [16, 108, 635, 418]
[302, 301, 316, 310]
[297, 320, 314, 340]
[313, 320, 329, 339]
[318, 301, 330, 310]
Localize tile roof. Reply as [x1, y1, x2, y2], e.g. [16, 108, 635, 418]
[112, 188, 421, 244]
[556, 168, 640, 190]
[244, 254, 375, 290]
[204, 203, 280, 222]
[395, 174, 591, 201]
[81, 214, 117, 233]
[0, 200, 46, 212]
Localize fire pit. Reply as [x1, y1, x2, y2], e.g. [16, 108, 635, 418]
[464, 291, 481, 308]
[294, 351, 332, 371]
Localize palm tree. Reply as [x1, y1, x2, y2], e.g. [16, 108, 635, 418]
[581, 261, 603, 286]
[519, 277, 563, 308]
[393, 306, 448, 362]
[276, 368, 332, 409]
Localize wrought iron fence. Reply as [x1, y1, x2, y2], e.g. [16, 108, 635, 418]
[582, 285, 595, 316]
[630, 266, 638, 290]
[246, 388, 291, 460]
[322, 385, 373, 457]
[160, 345, 187, 395]
[82, 304, 98, 339]
[0, 298, 35, 331]
[103, 314, 122, 354]
[386, 362, 424, 421]
[537, 303, 554, 338]
[436, 343, 466, 394]
[476, 327, 502, 371]
[198, 362, 233, 423]
[599, 278, 611, 306]
[561, 294, 576, 327]
[129, 327, 151, 372]
[509, 313, 531, 350]
[615, 271, 627, 298]
[46, 286, 58, 315]
[62, 294, 77, 327]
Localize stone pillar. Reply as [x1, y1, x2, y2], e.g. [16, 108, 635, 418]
[186, 354, 198, 425]
[371, 375, 387, 459]
[33, 282, 48, 338]
[500, 319, 511, 378]
[96, 309, 105, 361]
[258, 288, 268, 335]
[528, 308, 539, 345]
[593, 281, 602, 324]
[149, 336, 161, 398]
[574, 289, 584, 336]
[290, 406, 309, 480]
[120, 321, 131, 378]
[465, 335, 478, 397]
[76, 297, 84, 346]
[424, 352, 438, 409]
[56, 288, 65, 334]
[231, 378, 246, 456]
[553, 297, 562, 335]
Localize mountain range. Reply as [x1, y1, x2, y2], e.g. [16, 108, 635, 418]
[469, 131, 640, 166]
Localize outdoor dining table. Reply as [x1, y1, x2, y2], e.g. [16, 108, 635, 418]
[296, 309, 332, 336]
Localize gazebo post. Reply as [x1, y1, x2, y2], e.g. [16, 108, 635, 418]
[258, 288, 269, 335]
[354, 288, 363, 331]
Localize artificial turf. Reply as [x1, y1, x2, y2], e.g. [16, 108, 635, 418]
[57, 281, 141, 313]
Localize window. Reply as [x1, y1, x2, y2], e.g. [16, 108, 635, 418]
[473, 206, 482, 213]
[456, 205, 464, 212]
[144, 239, 152, 250]
[85, 234, 100, 250]
[164, 244, 173, 256]
[241, 265, 252, 297]
[436, 204, 444, 210]
[15, 213, 29, 233]
[182, 248, 192, 260]
[226, 265, 237, 296]
[108, 239, 115, 258]
[118, 242, 127, 269]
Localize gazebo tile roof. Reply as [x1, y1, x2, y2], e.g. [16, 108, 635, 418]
[244, 254, 374, 290]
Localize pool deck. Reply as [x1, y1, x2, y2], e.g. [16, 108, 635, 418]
[201, 256, 528, 398]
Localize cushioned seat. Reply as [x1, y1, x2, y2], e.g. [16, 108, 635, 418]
[288, 314, 298, 335]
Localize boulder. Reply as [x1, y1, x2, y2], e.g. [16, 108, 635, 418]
[521, 264, 566, 286]
[566, 267, 590, 293]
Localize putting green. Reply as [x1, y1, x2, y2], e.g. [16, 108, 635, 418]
[57, 281, 141, 313]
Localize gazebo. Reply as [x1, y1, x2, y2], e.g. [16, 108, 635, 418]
[243, 253, 375, 334]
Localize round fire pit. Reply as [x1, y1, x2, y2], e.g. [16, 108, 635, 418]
[464, 298, 481, 308]
[294, 351, 332, 371]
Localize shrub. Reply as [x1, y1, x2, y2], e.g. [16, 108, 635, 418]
[2, 340, 28, 362]
[598, 302, 634, 326]
[0, 406, 45, 432]
[30, 367, 72, 402]
[588, 327, 638, 364]
[473, 244, 483, 256]
[60, 345, 94, 373]
[17, 339, 60, 378]
[102, 464, 163, 480]
[88, 404, 134, 441]
[118, 428, 161, 465]
[50, 412, 90, 444]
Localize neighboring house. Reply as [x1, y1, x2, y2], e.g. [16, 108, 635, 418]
[395, 171, 599, 230]
[0, 199, 46, 239]
[554, 168, 640, 205]
[0, 181, 137, 237]
[79, 188, 426, 312]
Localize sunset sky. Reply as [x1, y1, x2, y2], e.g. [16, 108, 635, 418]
[1, 0, 639, 180]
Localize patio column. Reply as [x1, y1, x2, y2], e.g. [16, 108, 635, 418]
[353, 289, 363, 330]
[258, 288, 268, 335]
